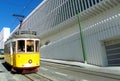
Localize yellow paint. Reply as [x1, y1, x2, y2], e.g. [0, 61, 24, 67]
[13, 53, 40, 68]
[4, 52, 40, 68]
[4, 54, 13, 65]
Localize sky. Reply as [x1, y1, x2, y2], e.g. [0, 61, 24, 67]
[0, 0, 43, 32]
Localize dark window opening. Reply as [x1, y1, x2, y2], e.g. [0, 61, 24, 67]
[18, 40, 25, 52]
[12, 42, 16, 54]
[27, 40, 34, 52]
[45, 40, 50, 45]
[35, 41, 39, 52]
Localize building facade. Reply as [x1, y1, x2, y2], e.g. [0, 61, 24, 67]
[12, 0, 120, 66]
[0, 27, 10, 53]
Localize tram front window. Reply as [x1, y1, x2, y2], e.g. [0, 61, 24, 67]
[18, 40, 25, 52]
[27, 40, 34, 52]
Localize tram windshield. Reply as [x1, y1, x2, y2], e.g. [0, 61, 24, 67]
[17, 40, 39, 53]
[27, 40, 34, 52]
[18, 40, 25, 52]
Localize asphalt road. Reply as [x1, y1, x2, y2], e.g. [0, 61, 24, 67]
[0, 59, 120, 81]
[38, 61, 120, 81]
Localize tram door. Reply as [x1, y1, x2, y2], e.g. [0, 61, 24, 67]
[12, 42, 16, 65]
[13, 40, 25, 66]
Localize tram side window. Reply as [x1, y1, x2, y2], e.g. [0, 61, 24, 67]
[4, 45, 7, 54]
[18, 40, 25, 52]
[35, 41, 39, 52]
[12, 42, 16, 54]
[27, 40, 34, 52]
[4, 43, 10, 54]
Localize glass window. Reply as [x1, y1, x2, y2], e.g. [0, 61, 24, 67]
[0, 49, 4, 54]
[35, 41, 39, 52]
[12, 42, 16, 54]
[4, 43, 10, 54]
[17, 40, 25, 52]
[26, 40, 34, 52]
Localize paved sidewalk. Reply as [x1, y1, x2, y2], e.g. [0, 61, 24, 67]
[41, 58, 120, 75]
[0, 61, 7, 72]
[0, 61, 15, 81]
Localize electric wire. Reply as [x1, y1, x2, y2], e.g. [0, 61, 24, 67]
[10, 0, 42, 31]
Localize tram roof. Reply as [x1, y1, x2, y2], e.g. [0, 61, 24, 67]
[8, 30, 39, 40]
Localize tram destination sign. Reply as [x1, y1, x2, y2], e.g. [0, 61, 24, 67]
[14, 30, 37, 35]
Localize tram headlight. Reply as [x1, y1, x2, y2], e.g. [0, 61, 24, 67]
[28, 59, 32, 64]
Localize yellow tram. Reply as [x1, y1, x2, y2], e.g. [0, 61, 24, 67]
[4, 30, 40, 73]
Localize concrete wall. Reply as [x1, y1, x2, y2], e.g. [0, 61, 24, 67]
[83, 5, 120, 66]
[40, 5, 120, 66]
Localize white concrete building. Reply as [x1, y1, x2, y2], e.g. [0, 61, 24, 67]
[11, 0, 120, 66]
[0, 27, 10, 49]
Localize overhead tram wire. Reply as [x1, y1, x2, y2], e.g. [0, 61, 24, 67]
[20, 0, 34, 14]
[10, 0, 36, 31]
[20, 0, 35, 31]
[6, 1, 25, 32]
[3, 1, 24, 7]
[19, 0, 43, 31]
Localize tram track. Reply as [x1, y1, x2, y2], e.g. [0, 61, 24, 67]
[41, 61, 120, 80]
[23, 73, 53, 81]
